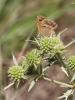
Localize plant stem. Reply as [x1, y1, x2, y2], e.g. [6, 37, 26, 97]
[44, 77, 73, 88]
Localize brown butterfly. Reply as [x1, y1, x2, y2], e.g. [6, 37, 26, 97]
[37, 16, 58, 37]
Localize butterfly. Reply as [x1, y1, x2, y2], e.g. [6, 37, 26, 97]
[37, 16, 58, 37]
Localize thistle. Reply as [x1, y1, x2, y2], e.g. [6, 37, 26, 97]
[8, 65, 25, 82]
[38, 37, 51, 53]
[38, 36, 64, 55]
[22, 49, 41, 74]
[49, 36, 64, 54]
[25, 49, 41, 66]
[67, 56, 75, 72]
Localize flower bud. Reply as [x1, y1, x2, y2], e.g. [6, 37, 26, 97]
[8, 66, 25, 82]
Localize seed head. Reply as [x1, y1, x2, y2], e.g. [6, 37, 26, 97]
[38, 36, 64, 54]
[26, 49, 41, 65]
[8, 66, 25, 82]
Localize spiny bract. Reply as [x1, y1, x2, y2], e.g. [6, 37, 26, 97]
[38, 36, 64, 54]
[67, 56, 75, 71]
[8, 66, 25, 82]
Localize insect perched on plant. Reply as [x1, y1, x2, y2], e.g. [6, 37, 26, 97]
[37, 16, 58, 37]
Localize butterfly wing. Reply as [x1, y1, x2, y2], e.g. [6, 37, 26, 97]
[37, 16, 57, 37]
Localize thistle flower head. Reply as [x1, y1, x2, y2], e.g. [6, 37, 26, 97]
[38, 37, 51, 53]
[23, 49, 41, 68]
[67, 56, 75, 71]
[38, 36, 64, 54]
[8, 66, 25, 82]
[26, 49, 41, 65]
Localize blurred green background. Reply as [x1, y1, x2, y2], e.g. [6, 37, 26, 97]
[0, 0, 75, 100]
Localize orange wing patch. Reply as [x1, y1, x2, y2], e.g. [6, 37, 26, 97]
[37, 16, 57, 37]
